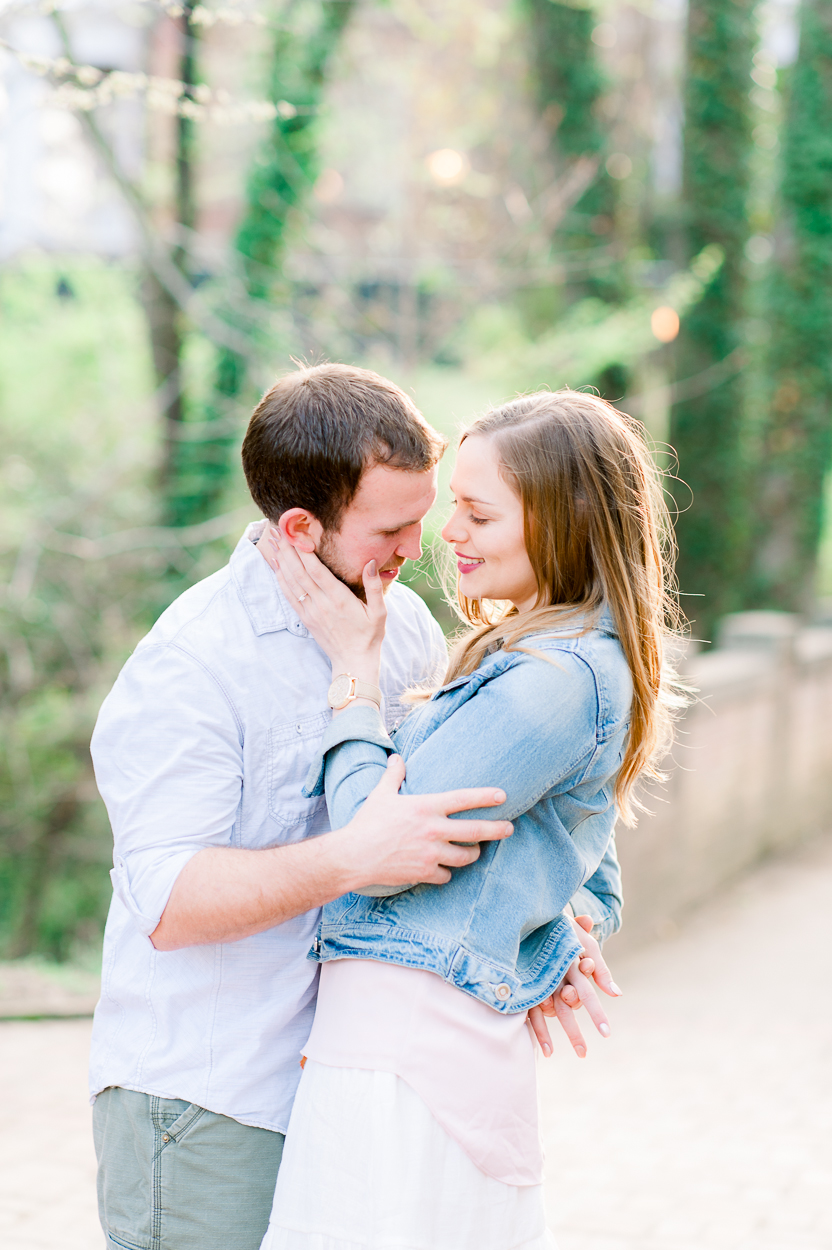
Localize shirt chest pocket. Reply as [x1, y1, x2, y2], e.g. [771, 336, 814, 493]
[268, 711, 331, 831]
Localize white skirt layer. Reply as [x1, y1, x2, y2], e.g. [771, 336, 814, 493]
[261, 1061, 556, 1250]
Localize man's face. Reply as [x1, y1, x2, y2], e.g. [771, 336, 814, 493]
[318, 462, 438, 598]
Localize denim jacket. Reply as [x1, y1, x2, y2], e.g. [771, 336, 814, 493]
[304, 610, 631, 1014]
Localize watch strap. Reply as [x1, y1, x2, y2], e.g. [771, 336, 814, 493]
[351, 678, 382, 708]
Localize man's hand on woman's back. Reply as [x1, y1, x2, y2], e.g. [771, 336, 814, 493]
[333, 754, 513, 892]
[151, 755, 512, 950]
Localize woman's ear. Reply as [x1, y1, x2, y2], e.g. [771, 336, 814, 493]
[279, 508, 324, 553]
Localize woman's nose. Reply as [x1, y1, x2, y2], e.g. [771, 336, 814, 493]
[441, 510, 466, 544]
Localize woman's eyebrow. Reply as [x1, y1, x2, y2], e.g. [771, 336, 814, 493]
[459, 494, 496, 507]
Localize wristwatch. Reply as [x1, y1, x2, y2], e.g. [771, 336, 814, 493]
[327, 674, 382, 710]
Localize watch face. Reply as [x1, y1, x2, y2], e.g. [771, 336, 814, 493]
[328, 674, 354, 709]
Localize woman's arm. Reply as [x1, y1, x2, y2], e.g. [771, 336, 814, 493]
[567, 836, 623, 943]
[307, 650, 600, 832]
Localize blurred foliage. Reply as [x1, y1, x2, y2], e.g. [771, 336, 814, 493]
[0, 258, 243, 959]
[669, 0, 756, 638]
[3, 0, 832, 963]
[462, 244, 723, 394]
[750, 0, 832, 612]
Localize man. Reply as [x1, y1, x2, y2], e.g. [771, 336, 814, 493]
[89, 363, 621, 1250]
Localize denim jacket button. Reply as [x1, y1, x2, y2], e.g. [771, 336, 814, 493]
[494, 983, 511, 1001]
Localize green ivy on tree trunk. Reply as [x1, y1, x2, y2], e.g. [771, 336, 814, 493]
[167, 0, 355, 528]
[520, 1, 623, 390]
[669, 0, 756, 638]
[751, 1, 832, 611]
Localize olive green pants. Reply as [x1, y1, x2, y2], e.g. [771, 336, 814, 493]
[93, 1086, 285, 1250]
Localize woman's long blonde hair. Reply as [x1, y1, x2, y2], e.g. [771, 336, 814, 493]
[436, 389, 685, 825]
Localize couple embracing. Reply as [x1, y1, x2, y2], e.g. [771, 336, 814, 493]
[89, 363, 677, 1250]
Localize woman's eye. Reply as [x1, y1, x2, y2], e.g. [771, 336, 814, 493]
[470, 514, 488, 525]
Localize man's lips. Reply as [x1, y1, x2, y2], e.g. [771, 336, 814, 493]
[379, 567, 400, 580]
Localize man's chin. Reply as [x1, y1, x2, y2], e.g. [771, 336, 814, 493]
[317, 540, 401, 601]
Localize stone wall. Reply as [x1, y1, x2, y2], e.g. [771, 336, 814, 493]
[609, 611, 832, 952]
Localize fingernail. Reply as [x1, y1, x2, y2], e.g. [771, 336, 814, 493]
[599, 1023, 611, 1038]
[576, 1045, 586, 1058]
[368, 560, 377, 576]
[542, 1043, 552, 1057]
[610, 982, 623, 996]
[494, 789, 505, 802]
[504, 823, 514, 835]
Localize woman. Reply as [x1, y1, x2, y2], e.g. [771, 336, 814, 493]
[261, 390, 680, 1250]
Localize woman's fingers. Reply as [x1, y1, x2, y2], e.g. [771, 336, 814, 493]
[553, 989, 588, 1058]
[571, 915, 622, 997]
[267, 534, 315, 606]
[560, 983, 580, 1009]
[564, 960, 611, 1038]
[362, 559, 386, 625]
[528, 1005, 553, 1057]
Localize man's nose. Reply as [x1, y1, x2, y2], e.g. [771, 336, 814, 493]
[396, 524, 423, 561]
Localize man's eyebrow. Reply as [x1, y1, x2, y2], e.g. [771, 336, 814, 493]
[371, 518, 422, 533]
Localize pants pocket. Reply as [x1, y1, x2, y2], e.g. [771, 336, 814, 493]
[94, 1086, 284, 1250]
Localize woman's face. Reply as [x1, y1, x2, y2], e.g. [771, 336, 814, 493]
[441, 434, 539, 612]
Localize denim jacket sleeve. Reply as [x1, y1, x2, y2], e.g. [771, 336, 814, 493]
[567, 835, 622, 943]
[304, 649, 602, 826]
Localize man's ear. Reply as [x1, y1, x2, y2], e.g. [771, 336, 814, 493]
[278, 508, 324, 553]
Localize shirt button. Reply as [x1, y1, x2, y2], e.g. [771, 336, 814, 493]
[296, 725, 302, 733]
[162, 1134, 170, 1143]
[494, 983, 511, 1001]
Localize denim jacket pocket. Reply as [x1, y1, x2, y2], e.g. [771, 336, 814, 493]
[268, 711, 330, 829]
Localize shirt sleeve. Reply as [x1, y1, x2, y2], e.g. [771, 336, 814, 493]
[91, 643, 244, 937]
[568, 834, 623, 943]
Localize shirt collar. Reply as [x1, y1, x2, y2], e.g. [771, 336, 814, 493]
[231, 521, 309, 638]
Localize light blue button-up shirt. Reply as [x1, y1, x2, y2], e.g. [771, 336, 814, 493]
[88, 522, 447, 1132]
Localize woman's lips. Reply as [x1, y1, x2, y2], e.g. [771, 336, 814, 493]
[457, 557, 484, 575]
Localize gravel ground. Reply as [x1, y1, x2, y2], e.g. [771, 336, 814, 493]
[1, 832, 830, 1250]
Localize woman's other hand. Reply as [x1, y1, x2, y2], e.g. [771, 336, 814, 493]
[528, 914, 623, 1058]
[261, 526, 387, 680]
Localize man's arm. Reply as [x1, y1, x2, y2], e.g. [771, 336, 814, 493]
[92, 645, 510, 954]
[151, 756, 512, 949]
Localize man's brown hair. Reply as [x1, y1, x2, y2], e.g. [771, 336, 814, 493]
[242, 363, 447, 531]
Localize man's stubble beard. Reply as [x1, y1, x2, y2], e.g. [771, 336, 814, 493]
[316, 530, 377, 602]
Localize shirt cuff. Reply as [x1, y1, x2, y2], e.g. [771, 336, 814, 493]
[303, 705, 395, 797]
[110, 848, 200, 938]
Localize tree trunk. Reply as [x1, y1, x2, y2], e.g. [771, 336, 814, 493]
[669, 0, 756, 639]
[143, 3, 197, 519]
[751, 1, 832, 611]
